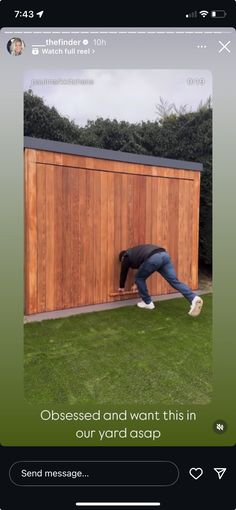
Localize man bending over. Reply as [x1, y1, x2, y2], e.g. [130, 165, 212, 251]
[119, 244, 203, 316]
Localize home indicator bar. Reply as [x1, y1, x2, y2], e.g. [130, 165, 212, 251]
[75, 504, 161, 507]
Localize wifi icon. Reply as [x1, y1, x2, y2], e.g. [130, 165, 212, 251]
[199, 10, 209, 17]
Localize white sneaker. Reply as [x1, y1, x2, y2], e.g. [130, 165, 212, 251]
[188, 296, 203, 317]
[137, 300, 155, 310]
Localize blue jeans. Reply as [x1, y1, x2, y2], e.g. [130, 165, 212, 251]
[135, 251, 197, 304]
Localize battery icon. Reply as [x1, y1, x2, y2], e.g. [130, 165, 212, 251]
[211, 10, 227, 18]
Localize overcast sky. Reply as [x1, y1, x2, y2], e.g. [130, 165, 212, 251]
[24, 69, 212, 126]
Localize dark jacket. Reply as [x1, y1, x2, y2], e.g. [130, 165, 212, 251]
[119, 244, 165, 288]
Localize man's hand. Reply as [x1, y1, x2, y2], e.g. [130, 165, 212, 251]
[131, 283, 138, 292]
[118, 288, 125, 292]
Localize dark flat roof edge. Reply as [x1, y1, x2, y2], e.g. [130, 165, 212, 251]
[24, 136, 203, 172]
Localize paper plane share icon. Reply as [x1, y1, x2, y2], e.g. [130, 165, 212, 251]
[214, 468, 227, 479]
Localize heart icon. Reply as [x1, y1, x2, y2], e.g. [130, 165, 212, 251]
[189, 467, 203, 480]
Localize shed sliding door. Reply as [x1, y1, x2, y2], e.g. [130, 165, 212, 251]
[25, 162, 198, 314]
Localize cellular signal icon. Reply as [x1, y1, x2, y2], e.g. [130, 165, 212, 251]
[186, 11, 197, 18]
[199, 10, 209, 17]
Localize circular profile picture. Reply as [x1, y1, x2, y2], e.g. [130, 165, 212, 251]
[7, 38, 25, 56]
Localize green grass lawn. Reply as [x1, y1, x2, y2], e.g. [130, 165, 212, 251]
[24, 294, 212, 405]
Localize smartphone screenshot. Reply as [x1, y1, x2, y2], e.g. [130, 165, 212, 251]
[0, 3, 235, 509]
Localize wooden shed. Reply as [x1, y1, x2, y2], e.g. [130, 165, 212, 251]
[24, 137, 202, 315]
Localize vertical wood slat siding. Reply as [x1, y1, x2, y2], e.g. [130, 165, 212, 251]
[24, 149, 200, 314]
[93, 171, 102, 304]
[100, 171, 108, 302]
[70, 168, 80, 307]
[25, 149, 38, 314]
[178, 179, 193, 287]
[45, 165, 55, 310]
[36, 164, 46, 312]
[107, 172, 115, 302]
[85, 170, 95, 305]
[113, 173, 121, 293]
[54, 166, 63, 309]
[78, 169, 87, 306]
[62, 167, 71, 309]
[192, 172, 201, 289]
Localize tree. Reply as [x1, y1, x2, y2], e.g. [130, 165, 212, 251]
[155, 96, 191, 122]
[24, 91, 81, 143]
